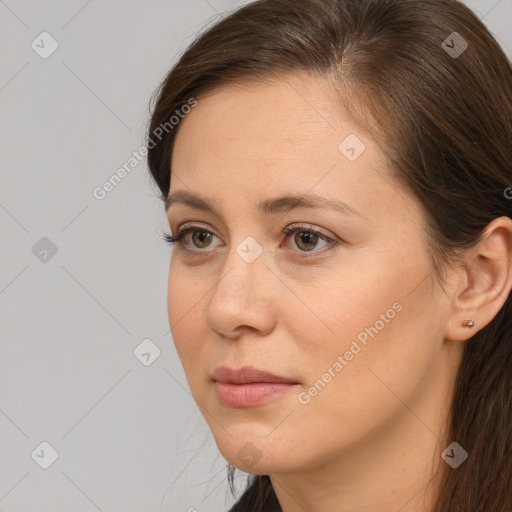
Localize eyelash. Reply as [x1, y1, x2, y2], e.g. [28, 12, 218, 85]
[161, 223, 340, 259]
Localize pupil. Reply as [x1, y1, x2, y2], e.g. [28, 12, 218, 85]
[194, 231, 211, 247]
[297, 232, 316, 251]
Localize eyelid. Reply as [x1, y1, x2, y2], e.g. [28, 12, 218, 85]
[282, 222, 334, 239]
[175, 221, 219, 237]
[174, 221, 335, 240]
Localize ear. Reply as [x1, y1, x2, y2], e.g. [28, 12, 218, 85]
[444, 216, 512, 341]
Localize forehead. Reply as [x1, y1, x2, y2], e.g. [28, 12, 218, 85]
[168, 74, 417, 226]
[173, 75, 349, 161]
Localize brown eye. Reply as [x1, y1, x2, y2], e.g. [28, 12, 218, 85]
[163, 225, 222, 253]
[282, 224, 334, 255]
[293, 231, 319, 251]
[190, 230, 214, 248]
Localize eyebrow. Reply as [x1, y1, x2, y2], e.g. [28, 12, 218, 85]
[165, 190, 366, 219]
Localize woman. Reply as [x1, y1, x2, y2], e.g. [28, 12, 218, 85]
[146, 0, 512, 510]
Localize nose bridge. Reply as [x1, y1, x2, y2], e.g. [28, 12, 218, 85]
[205, 234, 275, 336]
[215, 234, 268, 299]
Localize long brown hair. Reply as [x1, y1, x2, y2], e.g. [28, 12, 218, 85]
[146, 1, 512, 510]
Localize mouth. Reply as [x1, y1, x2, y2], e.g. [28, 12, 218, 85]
[211, 366, 300, 408]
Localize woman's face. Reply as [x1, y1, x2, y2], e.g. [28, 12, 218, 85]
[166, 74, 460, 475]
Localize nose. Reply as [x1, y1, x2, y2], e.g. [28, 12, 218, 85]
[205, 246, 277, 340]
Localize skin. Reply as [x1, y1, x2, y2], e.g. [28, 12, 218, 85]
[165, 73, 512, 512]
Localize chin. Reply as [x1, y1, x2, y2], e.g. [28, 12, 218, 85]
[213, 433, 304, 475]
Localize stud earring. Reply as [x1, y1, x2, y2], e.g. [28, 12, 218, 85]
[462, 319, 476, 328]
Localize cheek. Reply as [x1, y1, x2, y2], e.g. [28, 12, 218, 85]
[167, 266, 207, 368]
[284, 258, 406, 362]
[290, 255, 442, 437]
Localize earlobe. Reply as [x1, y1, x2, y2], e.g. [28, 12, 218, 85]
[444, 216, 512, 342]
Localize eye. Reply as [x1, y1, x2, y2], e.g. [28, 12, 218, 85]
[161, 224, 222, 254]
[281, 224, 339, 257]
[161, 222, 340, 258]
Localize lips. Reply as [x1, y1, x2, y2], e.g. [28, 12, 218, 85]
[211, 366, 300, 408]
[211, 365, 299, 385]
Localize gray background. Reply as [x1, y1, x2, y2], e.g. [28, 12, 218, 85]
[0, 1, 510, 511]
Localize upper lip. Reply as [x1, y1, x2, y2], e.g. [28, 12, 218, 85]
[211, 366, 299, 384]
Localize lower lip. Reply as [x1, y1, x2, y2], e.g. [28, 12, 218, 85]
[214, 381, 298, 408]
